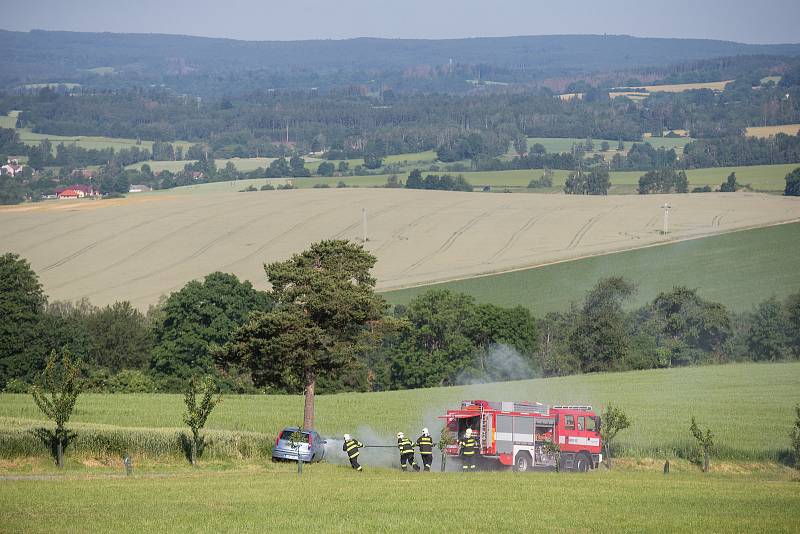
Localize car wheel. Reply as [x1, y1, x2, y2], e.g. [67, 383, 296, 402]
[514, 452, 531, 472]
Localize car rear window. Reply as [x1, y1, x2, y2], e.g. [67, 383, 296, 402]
[279, 430, 310, 443]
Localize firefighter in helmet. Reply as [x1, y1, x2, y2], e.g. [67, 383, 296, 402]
[416, 428, 435, 471]
[342, 434, 364, 471]
[459, 428, 479, 471]
[397, 432, 420, 471]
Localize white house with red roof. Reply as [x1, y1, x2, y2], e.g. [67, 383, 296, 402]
[55, 184, 99, 199]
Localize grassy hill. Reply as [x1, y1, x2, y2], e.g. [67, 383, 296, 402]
[2, 362, 798, 462]
[2, 363, 798, 532]
[384, 221, 800, 314]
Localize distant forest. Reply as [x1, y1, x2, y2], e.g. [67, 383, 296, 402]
[1, 32, 800, 203]
[3, 31, 800, 95]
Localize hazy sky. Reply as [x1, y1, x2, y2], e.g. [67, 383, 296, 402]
[3, 0, 799, 44]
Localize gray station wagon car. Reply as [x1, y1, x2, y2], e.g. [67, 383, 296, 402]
[272, 427, 326, 463]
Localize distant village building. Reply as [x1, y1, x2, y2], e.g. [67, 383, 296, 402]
[1, 157, 24, 177]
[57, 188, 83, 199]
[128, 184, 152, 193]
[55, 184, 100, 199]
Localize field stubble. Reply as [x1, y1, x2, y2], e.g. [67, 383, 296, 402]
[1, 189, 798, 310]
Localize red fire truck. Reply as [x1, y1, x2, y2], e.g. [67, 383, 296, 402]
[441, 400, 602, 472]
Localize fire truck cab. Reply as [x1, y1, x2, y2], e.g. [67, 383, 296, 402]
[441, 400, 602, 472]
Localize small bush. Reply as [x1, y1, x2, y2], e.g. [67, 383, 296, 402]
[107, 370, 157, 393]
[260, 183, 275, 191]
[239, 185, 258, 192]
[312, 183, 330, 188]
[3, 379, 30, 393]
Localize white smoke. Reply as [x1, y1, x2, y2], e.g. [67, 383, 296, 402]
[322, 422, 456, 471]
[456, 344, 535, 386]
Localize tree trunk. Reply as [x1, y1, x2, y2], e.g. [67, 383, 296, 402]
[191, 430, 198, 465]
[703, 449, 709, 473]
[604, 443, 612, 469]
[57, 438, 64, 469]
[303, 370, 316, 431]
[440, 452, 446, 472]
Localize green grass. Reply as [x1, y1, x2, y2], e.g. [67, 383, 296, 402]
[1, 465, 798, 533]
[2, 112, 193, 154]
[163, 163, 795, 196]
[1, 363, 798, 532]
[2, 362, 798, 461]
[525, 136, 693, 155]
[384, 222, 800, 314]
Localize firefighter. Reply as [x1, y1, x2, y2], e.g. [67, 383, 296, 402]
[397, 432, 420, 471]
[459, 428, 479, 471]
[416, 428, 435, 471]
[342, 434, 363, 471]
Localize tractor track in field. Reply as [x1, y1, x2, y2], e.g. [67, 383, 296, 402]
[373, 198, 472, 254]
[82, 199, 322, 297]
[399, 210, 491, 275]
[47, 197, 256, 290]
[487, 211, 550, 264]
[565, 206, 620, 251]
[40, 241, 100, 272]
[0, 211, 83, 240]
[330, 204, 399, 240]
[19, 196, 242, 254]
[219, 197, 365, 272]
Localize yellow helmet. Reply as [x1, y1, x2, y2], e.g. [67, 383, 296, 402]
[465, 428, 473, 437]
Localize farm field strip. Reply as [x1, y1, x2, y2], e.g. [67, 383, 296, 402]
[384, 220, 800, 314]
[1, 189, 799, 309]
[158, 162, 797, 194]
[745, 124, 800, 138]
[615, 80, 733, 93]
[1, 362, 798, 461]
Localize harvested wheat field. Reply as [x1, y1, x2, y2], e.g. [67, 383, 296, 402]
[1, 189, 799, 309]
[745, 124, 800, 138]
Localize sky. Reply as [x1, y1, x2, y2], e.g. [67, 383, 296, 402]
[2, 0, 799, 44]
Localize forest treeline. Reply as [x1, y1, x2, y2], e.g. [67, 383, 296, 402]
[2, 252, 798, 394]
[4, 30, 800, 95]
[6, 70, 800, 151]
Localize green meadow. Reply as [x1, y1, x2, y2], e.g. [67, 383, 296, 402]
[384, 222, 800, 314]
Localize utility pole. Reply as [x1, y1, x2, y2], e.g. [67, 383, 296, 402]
[661, 203, 671, 234]
[362, 208, 368, 243]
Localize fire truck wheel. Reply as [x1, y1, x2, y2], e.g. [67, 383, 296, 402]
[575, 453, 591, 473]
[513, 452, 532, 472]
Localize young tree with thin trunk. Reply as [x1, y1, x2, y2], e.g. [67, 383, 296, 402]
[599, 404, 630, 469]
[31, 351, 81, 468]
[789, 404, 800, 468]
[217, 240, 385, 430]
[690, 416, 714, 473]
[183, 375, 220, 465]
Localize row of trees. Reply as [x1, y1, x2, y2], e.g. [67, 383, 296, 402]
[3, 251, 799, 399]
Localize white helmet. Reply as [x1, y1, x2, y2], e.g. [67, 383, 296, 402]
[397, 432, 404, 439]
[465, 428, 473, 437]
[343, 433, 351, 441]
[422, 428, 429, 436]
